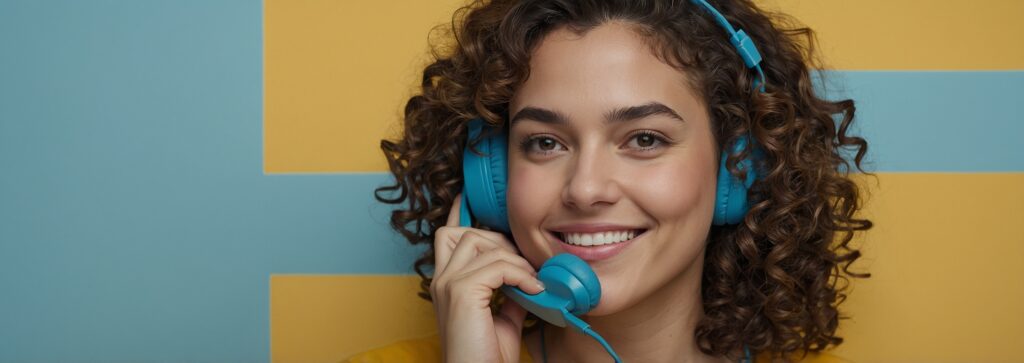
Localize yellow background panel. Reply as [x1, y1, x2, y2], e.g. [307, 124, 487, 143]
[263, 0, 1023, 173]
[263, 0, 468, 173]
[835, 172, 1024, 361]
[271, 173, 1024, 362]
[270, 275, 436, 363]
[759, 0, 1024, 70]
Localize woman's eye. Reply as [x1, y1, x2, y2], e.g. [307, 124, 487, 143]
[519, 135, 567, 155]
[626, 131, 670, 151]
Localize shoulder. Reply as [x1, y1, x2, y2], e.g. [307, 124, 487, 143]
[342, 334, 535, 363]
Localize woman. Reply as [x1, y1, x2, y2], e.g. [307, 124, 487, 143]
[358, 0, 871, 361]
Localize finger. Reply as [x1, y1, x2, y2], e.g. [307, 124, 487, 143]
[457, 248, 537, 285]
[435, 195, 466, 276]
[434, 226, 456, 276]
[445, 230, 519, 276]
[449, 260, 546, 299]
[435, 225, 512, 278]
[446, 193, 462, 227]
[442, 193, 516, 247]
[456, 247, 536, 283]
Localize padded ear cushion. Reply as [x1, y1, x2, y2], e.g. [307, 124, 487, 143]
[541, 254, 602, 314]
[713, 136, 759, 225]
[486, 131, 510, 232]
[462, 118, 511, 233]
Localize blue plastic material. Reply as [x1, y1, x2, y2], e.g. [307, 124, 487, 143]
[499, 253, 601, 328]
[501, 285, 573, 328]
[461, 119, 510, 232]
[731, 30, 763, 68]
[713, 136, 760, 225]
[691, 0, 767, 94]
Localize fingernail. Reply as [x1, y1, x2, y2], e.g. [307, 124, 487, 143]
[536, 281, 545, 290]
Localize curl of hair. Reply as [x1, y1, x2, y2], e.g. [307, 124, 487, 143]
[374, 0, 872, 360]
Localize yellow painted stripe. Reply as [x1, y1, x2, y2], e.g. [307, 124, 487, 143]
[270, 275, 436, 363]
[264, 0, 468, 173]
[271, 173, 1024, 362]
[832, 173, 1024, 362]
[763, 0, 1024, 70]
[264, 0, 1022, 172]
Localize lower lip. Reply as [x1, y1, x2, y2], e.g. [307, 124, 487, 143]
[553, 231, 643, 262]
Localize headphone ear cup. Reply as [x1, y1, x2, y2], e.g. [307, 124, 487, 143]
[540, 254, 602, 314]
[487, 135, 509, 231]
[713, 136, 759, 225]
[462, 118, 511, 233]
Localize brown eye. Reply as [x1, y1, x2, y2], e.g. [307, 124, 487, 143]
[538, 137, 558, 150]
[518, 134, 567, 156]
[636, 134, 656, 148]
[625, 130, 672, 152]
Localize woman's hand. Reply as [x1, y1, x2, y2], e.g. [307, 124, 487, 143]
[430, 194, 545, 363]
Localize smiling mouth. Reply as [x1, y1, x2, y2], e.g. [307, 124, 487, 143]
[551, 229, 647, 247]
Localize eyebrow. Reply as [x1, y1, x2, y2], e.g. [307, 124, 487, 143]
[509, 101, 686, 126]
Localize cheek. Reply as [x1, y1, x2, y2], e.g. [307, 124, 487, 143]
[506, 162, 547, 218]
[505, 161, 561, 263]
[628, 157, 717, 224]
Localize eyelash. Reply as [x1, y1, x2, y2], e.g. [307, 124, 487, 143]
[625, 130, 673, 152]
[518, 130, 673, 156]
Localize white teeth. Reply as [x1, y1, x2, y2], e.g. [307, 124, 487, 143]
[560, 230, 639, 246]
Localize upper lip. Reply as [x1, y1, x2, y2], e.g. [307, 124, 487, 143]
[548, 223, 646, 234]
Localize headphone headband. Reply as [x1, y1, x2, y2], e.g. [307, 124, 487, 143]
[690, 0, 767, 92]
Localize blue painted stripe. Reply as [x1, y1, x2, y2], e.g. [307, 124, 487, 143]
[0, 0, 273, 362]
[1, 1, 1022, 362]
[822, 71, 1024, 172]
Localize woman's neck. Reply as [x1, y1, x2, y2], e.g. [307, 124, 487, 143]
[540, 253, 736, 363]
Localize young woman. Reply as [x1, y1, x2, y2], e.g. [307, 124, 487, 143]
[358, 0, 871, 362]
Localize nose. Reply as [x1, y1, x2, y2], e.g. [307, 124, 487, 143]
[561, 145, 622, 211]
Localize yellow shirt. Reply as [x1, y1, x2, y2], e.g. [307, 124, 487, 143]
[342, 334, 852, 363]
[342, 334, 534, 363]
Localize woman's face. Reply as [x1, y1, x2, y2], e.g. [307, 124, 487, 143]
[506, 21, 719, 315]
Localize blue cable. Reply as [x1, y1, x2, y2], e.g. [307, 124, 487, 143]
[562, 313, 622, 362]
[582, 327, 623, 363]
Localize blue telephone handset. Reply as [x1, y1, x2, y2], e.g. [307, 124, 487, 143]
[499, 253, 600, 328]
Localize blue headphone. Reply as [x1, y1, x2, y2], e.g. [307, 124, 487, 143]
[457, 1, 764, 361]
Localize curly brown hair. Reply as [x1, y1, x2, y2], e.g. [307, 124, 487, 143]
[374, 0, 872, 360]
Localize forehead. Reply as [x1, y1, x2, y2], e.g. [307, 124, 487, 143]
[510, 21, 701, 119]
